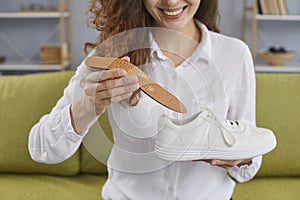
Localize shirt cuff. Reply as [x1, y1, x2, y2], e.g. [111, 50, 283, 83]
[228, 156, 262, 183]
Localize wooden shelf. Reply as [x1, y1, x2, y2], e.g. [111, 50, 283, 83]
[0, 12, 69, 19]
[255, 64, 300, 73]
[0, 0, 72, 72]
[0, 59, 69, 71]
[243, 0, 300, 69]
[256, 14, 300, 21]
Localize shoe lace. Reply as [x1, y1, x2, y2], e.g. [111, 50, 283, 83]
[224, 120, 239, 128]
[198, 104, 237, 147]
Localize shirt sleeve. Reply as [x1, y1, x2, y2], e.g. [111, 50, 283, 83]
[28, 59, 98, 164]
[227, 45, 262, 183]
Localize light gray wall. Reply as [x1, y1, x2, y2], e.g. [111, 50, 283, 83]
[1, 0, 299, 69]
[71, 0, 98, 68]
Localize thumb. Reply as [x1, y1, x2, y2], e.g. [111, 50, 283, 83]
[121, 56, 130, 63]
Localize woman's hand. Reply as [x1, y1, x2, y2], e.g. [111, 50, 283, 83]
[71, 57, 139, 134]
[194, 158, 253, 170]
[82, 58, 139, 114]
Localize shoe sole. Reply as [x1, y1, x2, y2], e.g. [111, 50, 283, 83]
[154, 138, 276, 161]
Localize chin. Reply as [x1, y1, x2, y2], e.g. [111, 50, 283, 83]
[161, 23, 185, 31]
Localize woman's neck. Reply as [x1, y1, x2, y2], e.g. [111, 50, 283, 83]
[152, 20, 202, 67]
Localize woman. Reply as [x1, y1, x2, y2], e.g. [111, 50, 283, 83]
[29, 0, 262, 199]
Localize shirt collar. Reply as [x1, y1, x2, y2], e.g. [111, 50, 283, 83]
[194, 19, 213, 61]
[149, 19, 213, 62]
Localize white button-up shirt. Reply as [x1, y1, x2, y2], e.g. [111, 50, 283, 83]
[29, 21, 262, 200]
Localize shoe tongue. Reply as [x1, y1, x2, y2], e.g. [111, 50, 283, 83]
[199, 107, 223, 123]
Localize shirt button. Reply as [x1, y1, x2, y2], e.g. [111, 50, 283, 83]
[168, 186, 173, 192]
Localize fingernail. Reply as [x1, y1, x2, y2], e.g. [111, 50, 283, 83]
[118, 69, 126, 76]
[211, 161, 218, 165]
[132, 83, 139, 90]
[129, 84, 139, 91]
[128, 76, 138, 83]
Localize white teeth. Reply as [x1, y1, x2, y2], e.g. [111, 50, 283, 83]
[163, 8, 183, 16]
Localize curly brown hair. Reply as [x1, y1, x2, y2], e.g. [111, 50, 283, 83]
[84, 0, 220, 106]
[85, 0, 219, 62]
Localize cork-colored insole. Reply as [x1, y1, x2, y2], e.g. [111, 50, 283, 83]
[85, 56, 187, 113]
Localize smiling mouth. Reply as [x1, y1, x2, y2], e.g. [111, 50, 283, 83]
[161, 6, 187, 16]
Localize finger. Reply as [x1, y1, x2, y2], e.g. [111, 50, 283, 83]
[84, 77, 138, 98]
[96, 75, 138, 91]
[84, 70, 130, 95]
[192, 159, 211, 163]
[121, 56, 130, 62]
[210, 160, 239, 167]
[96, 92, 134, 106]
[86, 68, 127, 83]
[95, 56, 131, 81]
[219, 160, 240, 166]
[210, 162, 235, 170]
[86, 55, 131, 82]
[95, 83, 139, 100]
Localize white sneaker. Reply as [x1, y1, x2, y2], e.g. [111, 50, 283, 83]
[154, 105, 277, 161]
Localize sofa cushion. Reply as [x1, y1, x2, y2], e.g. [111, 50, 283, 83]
[255, 73, 300, 177]
[0, 71, 80, 175]
[80, 111, 114, 174]
[0, 174, 106, 200]
[233, 177, 300, 200]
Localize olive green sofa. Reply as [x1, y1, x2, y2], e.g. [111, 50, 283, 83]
[0, 71, 299, 200]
